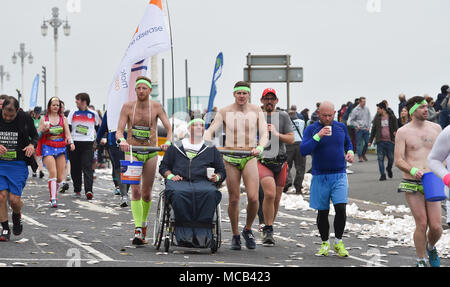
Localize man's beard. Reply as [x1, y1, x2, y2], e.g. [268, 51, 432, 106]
[265, 104, 274, 112]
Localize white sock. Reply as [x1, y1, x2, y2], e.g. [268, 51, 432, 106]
[334, 238, 342, 245]
[427, 242, 435, 251]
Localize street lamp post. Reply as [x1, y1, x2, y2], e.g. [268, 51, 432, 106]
[0, 65, 10, 93]
[12, 43, 33, 107]
[41, 7, 71, 99]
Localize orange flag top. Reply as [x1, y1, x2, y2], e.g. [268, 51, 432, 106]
[150, 0, 162, 10]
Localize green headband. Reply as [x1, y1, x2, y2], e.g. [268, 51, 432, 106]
[136, 79, 152, 89]
[188, 118, 205, 127]
[233, 86, 251, 93]
[409, 100, 427, 116]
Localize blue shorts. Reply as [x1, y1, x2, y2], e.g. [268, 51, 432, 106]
[0, 161, 28, 196]
[42, 144, 66, 158]
[309, 173, 348, 210]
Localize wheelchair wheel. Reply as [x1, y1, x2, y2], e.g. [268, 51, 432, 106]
[153, 192, 166, 250]
[211, 203, 222, 253]
[164, 237, 170, 252]
[217, 203, 222, 249]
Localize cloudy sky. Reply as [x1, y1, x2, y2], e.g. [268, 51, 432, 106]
[1, 0, 450, 117]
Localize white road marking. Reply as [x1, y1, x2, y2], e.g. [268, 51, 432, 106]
[0, 257, 274, 266]
[72, 199, 116, 214]
[57, 234, 114, 262]
[93, 186, 114, 192]
[276, 211, 316, 222]
[348, 255, 387, 267]
[22, 214, 48, 228]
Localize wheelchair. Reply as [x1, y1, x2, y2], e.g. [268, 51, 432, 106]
[152, 189, 222, 253]
[150, 147, 252, 254]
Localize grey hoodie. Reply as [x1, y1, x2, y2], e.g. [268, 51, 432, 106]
[348, 105, 371, 130]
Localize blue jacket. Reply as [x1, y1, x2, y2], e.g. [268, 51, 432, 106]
[96, 111, 126, 146]
[159, 141, 226, 184]
[300, 121, 353, 175]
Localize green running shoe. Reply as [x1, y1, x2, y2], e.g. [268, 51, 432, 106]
[333, 241, 349, 257]
[316, 241, 330, 256]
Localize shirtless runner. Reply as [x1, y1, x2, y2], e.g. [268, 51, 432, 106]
[394, 96, 442, 267]
[204, 81, 269, 250]
[116, 76, 172, 245]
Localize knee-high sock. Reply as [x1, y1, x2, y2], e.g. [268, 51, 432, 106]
[48, 178, 57, 200]
[131, 200, 143, 228]
[141, 200, 152, 226]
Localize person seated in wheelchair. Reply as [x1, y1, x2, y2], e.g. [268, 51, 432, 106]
[159, 118, 226, 248]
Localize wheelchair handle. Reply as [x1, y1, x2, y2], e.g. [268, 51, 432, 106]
[218, 149, 253, 156]
[129, 145, 163, 152]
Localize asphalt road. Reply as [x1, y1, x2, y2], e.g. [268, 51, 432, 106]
[0, 153, 448, 268]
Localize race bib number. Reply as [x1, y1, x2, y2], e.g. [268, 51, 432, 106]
[132, 126, 151, 141]
[49, 126, 63, 135]
[75, 124, 89, 135]
[0, 150, 17, 160]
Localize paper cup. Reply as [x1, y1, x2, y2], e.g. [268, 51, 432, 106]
[207, 168, 215, 178]
[326, 126, 332, 136]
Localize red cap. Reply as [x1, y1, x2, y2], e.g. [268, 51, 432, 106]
[262, 88, 277, 99]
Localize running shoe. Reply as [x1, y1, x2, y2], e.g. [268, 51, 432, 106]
[416, 260, 427, 267]
[12, 213, 22, 236]
[317, 241, 330, 256]
[59, 183, 69, 193]
[426, 245, 440, 267]
[230, 234, 241, 250]
[241, 228, 256, 249]
[132, 228, 144, 245]
[32, 172, 37, 178]
[86, 192, 93, 200]
[39, 171, 45, 178]
[262, 225, 275, 247]
[333, 240, 349, 257]
[51, 199, 58, 208]
[74, 192, 81, 198]
[0, 229, 10, 242]
[114, 188, 120, 196]
[120, 196, 128, 207]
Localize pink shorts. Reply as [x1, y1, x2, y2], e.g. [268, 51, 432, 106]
[257, 161, 288, 187]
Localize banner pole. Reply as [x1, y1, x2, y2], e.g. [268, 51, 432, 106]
[166, 0, 175, 141]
